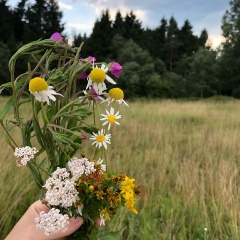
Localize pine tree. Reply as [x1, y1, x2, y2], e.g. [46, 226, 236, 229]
[218, 0, 240, 96]
[23, 0, 64, 42]
[13, 0, 27, 43]
[165, 16, 180, 71]
[178, 20, 198, 56]
[112, 11, 124, 37]
[198, 29, 208, 48]
[123, 11, 143, 42]
[0, 0, 14, 44]
[86, 10, 113, 60]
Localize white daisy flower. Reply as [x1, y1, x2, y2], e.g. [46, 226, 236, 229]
[102, 88, 128, 106]
[100, 107, 122, 130]
[29, 77, 63, 105]
[96, 158, 106, 172]
[90, 129, 111, 149]
[86, 63, 116, 95]
[99, 209, 110, 226]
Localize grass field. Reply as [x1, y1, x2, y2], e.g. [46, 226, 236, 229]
[1, 98, 240, 239]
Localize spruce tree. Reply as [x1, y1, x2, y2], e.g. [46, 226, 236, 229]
[23, 0, 64, 42]
[0, 0, 14, 44]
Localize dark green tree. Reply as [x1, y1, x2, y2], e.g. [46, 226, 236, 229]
[0, 0, 14, 44]
[218, 0, 240, 96]
[165, 16, 180, 71]
[86, 10, 113, 60]
[117, 39, 171, 98]
[112, 11, 124, 37]
[23, 0, 64, 42]
[13, 0, 27, 43]
[0, 41, 11, 88]
[186, 48, 218, 98]
[198, 29, 208, 48]
[178, 20, 198, 56]
[123, 11, 143, 42]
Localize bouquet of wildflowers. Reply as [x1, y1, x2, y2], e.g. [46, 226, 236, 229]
[0, 33, 140, 239]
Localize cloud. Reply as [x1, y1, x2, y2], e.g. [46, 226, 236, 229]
[58, 1, 73, 10]
[68, 23, 93, 30]
[72, 0, 148, 23]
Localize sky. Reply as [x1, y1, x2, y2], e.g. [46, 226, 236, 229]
[8, 0, 230, 48]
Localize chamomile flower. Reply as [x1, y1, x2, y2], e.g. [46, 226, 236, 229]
[100, 107, 122, 130]
[90, 129, 111, 149]
[86, 63, 116, 95]
[29, 77, 63, 105]
[96, 158, 106, 172]
[99, 209, 110, 226]
[102, 88, 129, 106]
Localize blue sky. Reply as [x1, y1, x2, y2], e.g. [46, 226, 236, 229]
[7, 0, 230, 48]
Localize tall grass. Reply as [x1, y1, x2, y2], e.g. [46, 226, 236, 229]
[1, 98, 240, 239]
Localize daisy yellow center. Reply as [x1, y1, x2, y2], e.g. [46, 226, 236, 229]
[108, 115, 116, 123]
[96, 135, 105, 142]
[108, 88, 124, 100]
[89, 68, 106, 83]
[29, 77, 48, 92]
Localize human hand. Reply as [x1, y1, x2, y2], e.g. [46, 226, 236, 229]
[5, 200, 84, 240]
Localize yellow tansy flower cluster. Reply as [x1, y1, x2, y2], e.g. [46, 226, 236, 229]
[120, 176, 138, 214]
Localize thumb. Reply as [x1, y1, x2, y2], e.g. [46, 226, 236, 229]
[64, 217, 84, 236]
[46, 217, 83, 240]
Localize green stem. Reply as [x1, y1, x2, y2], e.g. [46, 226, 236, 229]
[0, 121, 18, 148]
[41, 102, 49, 124]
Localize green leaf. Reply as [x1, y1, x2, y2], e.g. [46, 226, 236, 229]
[16, 75, 28, 90]
[32, 119, 44, 148]
[0, 97, 14, 121]
[81, 125, 99, 134]
[1, 82, 12, 88]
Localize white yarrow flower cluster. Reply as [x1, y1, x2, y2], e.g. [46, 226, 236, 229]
[14, 146, 38, 166]
[44, 167, 78, 208]
[67, 157, 96, 180]
[36, 208, 69, 236]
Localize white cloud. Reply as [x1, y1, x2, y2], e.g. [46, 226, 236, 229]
[68, 23, 93, 30]
[58, 1, 73, 10]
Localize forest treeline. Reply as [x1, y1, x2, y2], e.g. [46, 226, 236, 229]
[0, 0, 240, 98]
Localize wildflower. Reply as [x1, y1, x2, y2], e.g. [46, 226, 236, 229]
[89, 185, 94, 191]
[100, 107, 121, 130]
[29, 77, 63, 105]
[120, 177, 138, 214]
[90, 129, 111, 149]
[50, 32, 64, 44]
[99, 209, 110, 226]
[79, 56, 96, 79]
[14, 146, 38, 166]
[44, 167, 78, 208]
[36, 208, 69, 236]
[108, 62, 123, 78]
[102, 88, 128, 106]
[82, 87, 104, 104]
[96, 158, 106, 172]
[81, 134, 87, 140]
[67, 157, 96, 180]
[86, 63, 116, 95]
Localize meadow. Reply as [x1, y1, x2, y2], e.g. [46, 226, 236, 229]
[1, 98, 240, 239]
